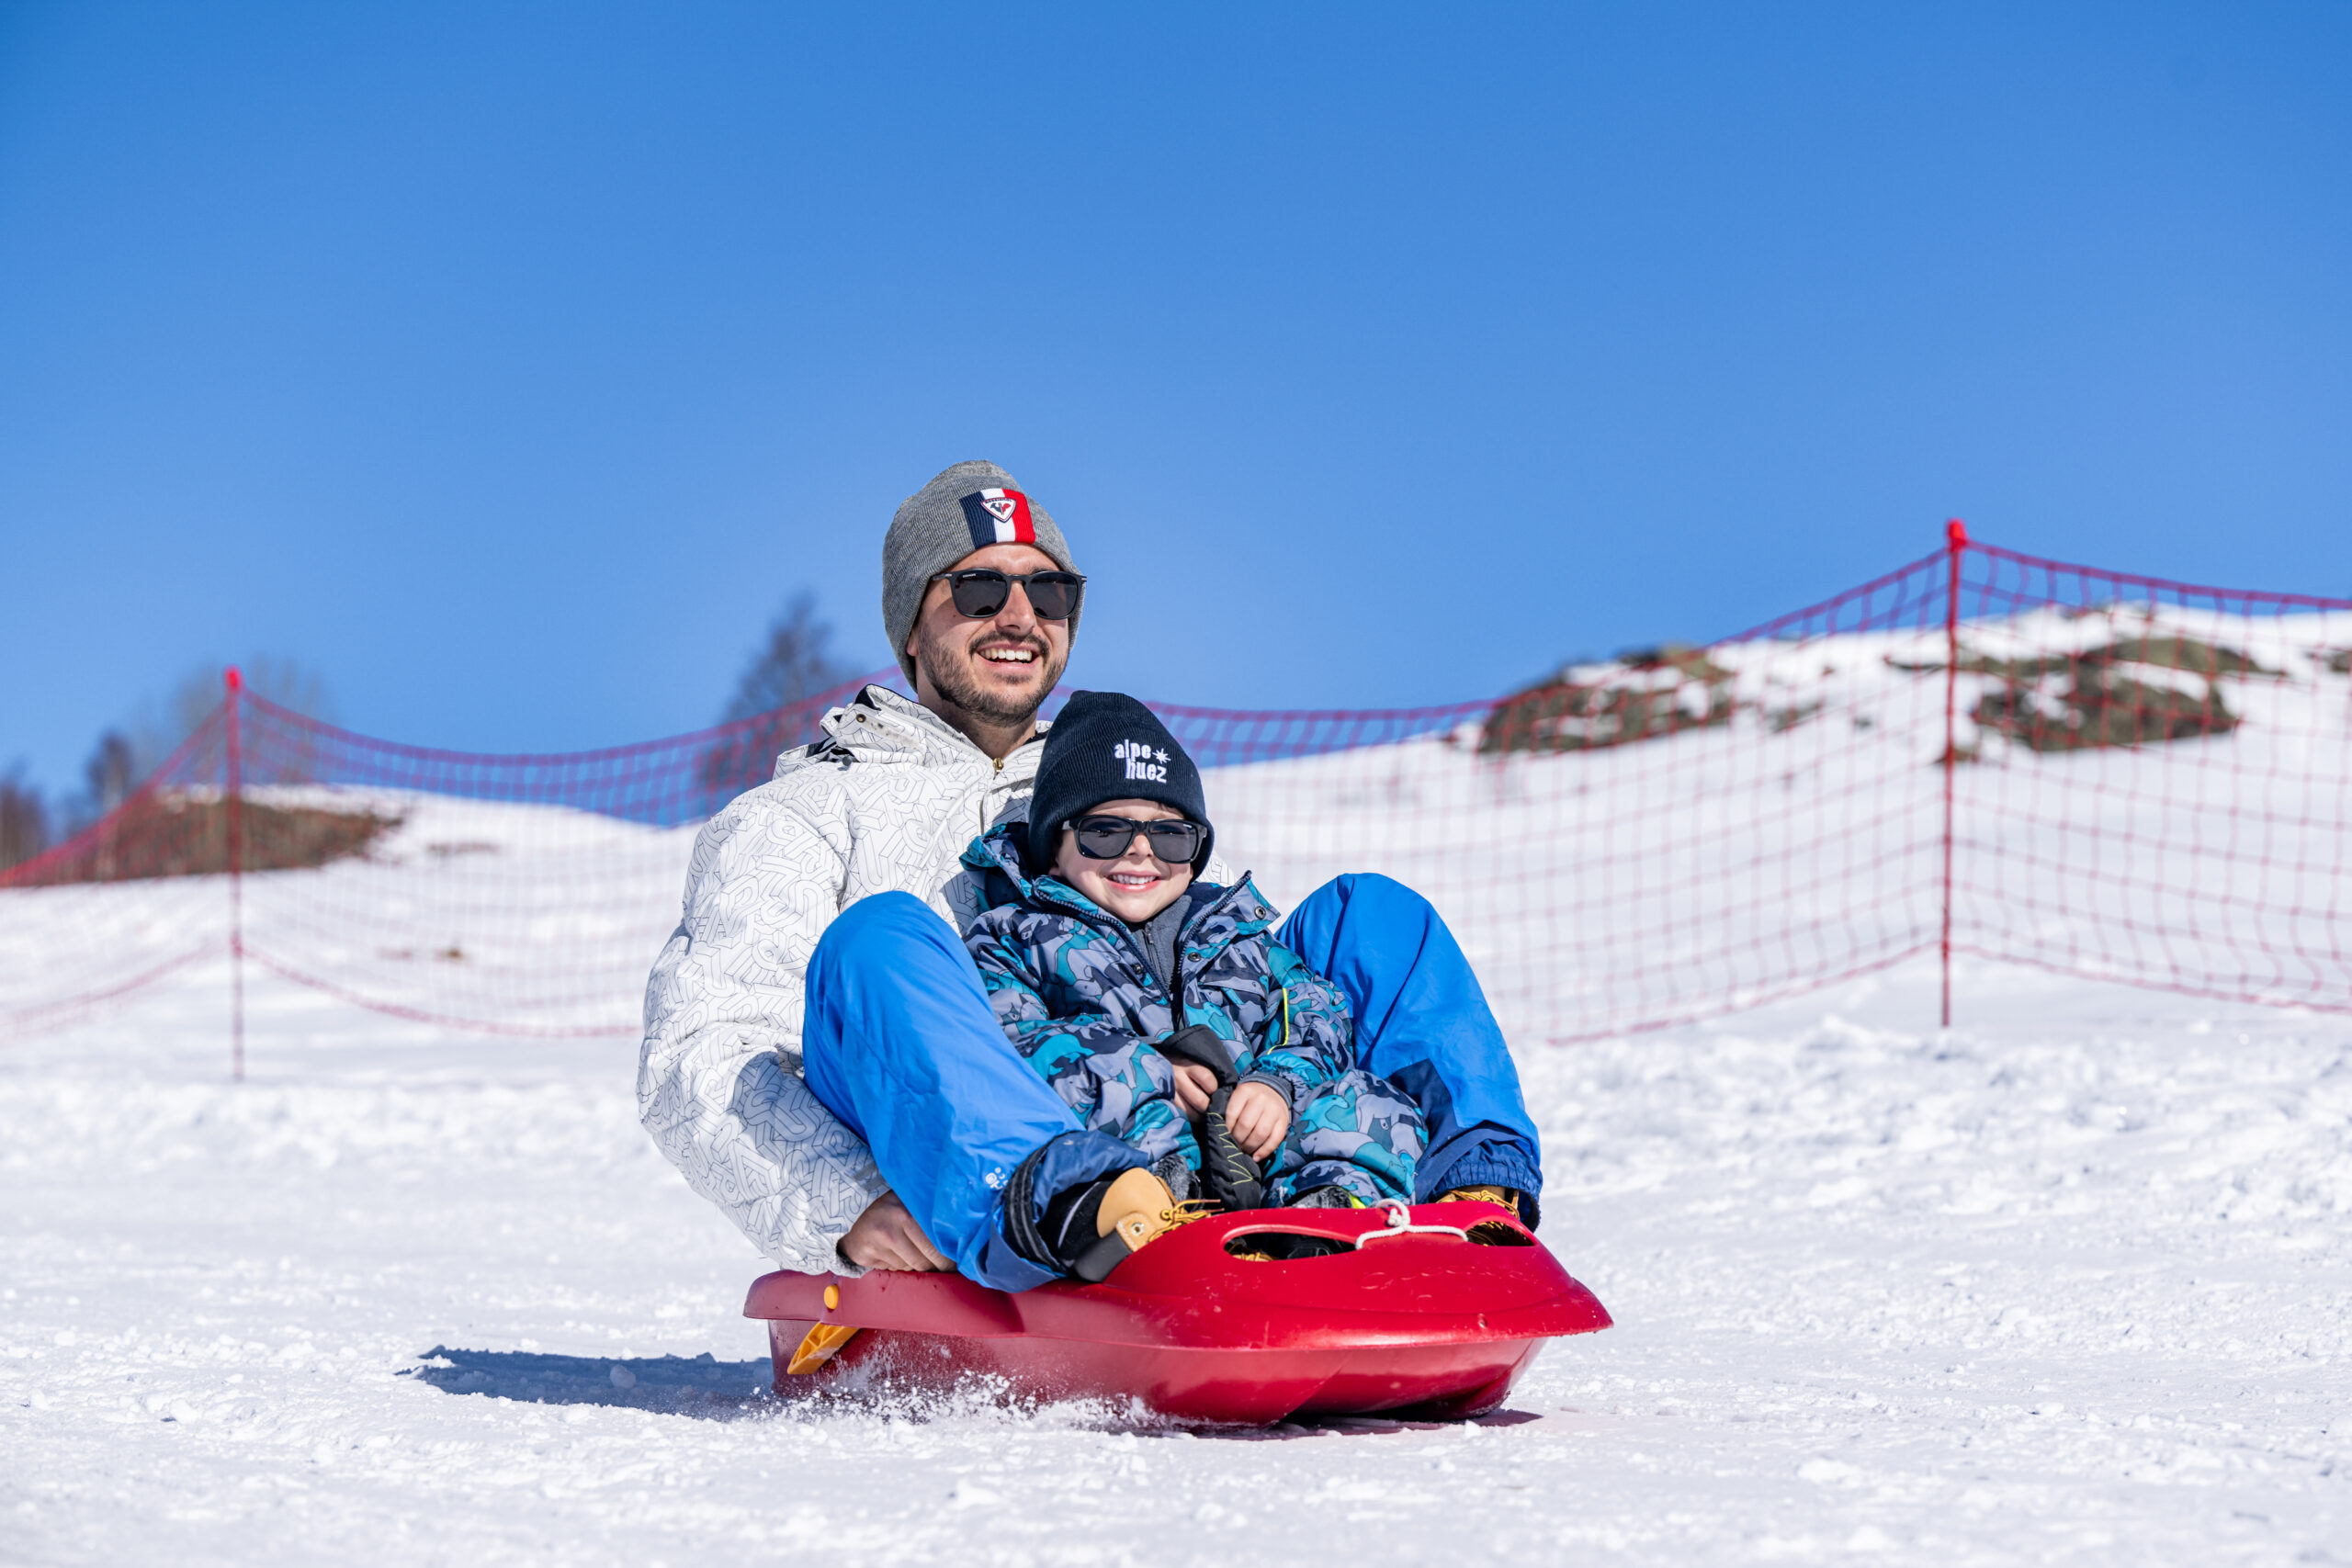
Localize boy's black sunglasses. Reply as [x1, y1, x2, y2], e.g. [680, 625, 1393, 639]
[928, 569, 1087, 621]
[1070, 815, 1204, 863]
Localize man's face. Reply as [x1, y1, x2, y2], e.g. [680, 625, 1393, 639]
[903, 542, 1072, 727]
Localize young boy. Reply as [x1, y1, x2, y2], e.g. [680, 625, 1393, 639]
[962, 692, 1427, 1277]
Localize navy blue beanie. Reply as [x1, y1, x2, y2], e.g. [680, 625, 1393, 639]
[1024, 692, 1213, 876]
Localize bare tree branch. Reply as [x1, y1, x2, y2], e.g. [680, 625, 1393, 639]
[0, 765, 48, 873]
[723, 592, 854, 721]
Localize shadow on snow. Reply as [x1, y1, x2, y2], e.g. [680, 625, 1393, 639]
[401, 1344, 1547, 1437]
[403, 1346, 770, 1417]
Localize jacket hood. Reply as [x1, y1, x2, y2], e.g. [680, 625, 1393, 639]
[777, 684, 1050, 780]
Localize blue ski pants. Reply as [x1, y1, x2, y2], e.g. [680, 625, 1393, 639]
[801, 874, 1543, 1292]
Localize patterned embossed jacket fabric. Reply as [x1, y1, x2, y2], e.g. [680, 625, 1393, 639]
[636, 685, 1039, 1275]
[638, 683, 1230, 1274]
[961, 825, 1424, 1203]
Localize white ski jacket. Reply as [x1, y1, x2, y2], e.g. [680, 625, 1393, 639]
[639, 683, 1238, 1275]
[637, 685, 1047, 1275]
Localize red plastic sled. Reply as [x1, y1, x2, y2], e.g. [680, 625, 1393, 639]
[743, 1200, 1611, 1425]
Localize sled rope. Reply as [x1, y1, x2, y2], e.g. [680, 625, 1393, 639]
[1353, 1198, 1470, 1247]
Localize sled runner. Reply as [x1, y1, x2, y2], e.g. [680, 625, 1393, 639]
[743, 1199, 1611, 1424]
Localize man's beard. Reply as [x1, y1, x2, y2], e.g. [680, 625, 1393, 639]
[922, 631, 1065, 726]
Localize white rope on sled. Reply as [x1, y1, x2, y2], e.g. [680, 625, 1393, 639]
[1352, 1198, 1470, 1247]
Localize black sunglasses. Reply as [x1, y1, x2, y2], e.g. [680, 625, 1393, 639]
[1070, 814, 1204, 863]
[928, 569, 1086, 621]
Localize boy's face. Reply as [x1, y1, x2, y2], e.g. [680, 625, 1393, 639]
[1050, 796, 1194, 923]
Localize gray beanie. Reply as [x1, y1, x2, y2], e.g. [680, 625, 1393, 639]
[883, 460, 1080, 683]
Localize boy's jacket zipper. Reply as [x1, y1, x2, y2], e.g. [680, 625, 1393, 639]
[963, 825, 1276, 1035]
[1025, 874, 1254, 1019]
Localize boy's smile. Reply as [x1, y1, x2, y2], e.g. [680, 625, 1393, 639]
[1051, 796, 1194, 923]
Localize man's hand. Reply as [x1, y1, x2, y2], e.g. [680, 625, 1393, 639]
[1227, 1081, 1291, 1162]
[1171, 1063, 1217, 1120]
[838, 1190, 952, 1272]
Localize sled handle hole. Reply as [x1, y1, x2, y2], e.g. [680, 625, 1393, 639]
[1223, 1232, 1352, 1262]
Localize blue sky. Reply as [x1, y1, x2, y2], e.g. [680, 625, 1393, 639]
[2, 2, 2346, 795]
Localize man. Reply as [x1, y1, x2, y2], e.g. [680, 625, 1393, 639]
[639, 459, 1540, 1290]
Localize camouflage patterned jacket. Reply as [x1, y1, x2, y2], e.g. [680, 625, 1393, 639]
[959, 825, 1356, 1139]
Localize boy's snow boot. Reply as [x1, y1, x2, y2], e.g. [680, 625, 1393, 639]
[1236, 1184, 1363, 1260]
[1288, 1185, 1367, 1210]
[1153, 1024, 1265, 1212]
[1151, 1150, 1199, 1202]
[1437, 1184, 1521, 1217]
[1437, 1183, 1528, 1245]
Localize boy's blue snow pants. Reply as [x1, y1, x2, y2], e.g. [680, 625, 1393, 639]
[801, 874, 1544, 1292]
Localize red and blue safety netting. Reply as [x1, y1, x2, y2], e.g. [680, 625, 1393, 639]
[4, 531, 2347, 1048]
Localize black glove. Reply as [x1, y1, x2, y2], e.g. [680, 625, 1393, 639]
[1153, 1024, 1265, 1212]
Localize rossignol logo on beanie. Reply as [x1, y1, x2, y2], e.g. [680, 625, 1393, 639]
[1113, 739, 1170, 783]
[959, 488, 1036, 548]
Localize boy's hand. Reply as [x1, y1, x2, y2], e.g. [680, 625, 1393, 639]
[1171, 1063, 1217, 1120]
[1227, 1081, 1291, 1161]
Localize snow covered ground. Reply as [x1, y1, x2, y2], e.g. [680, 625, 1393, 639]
[6, 952, 2347, 1565]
